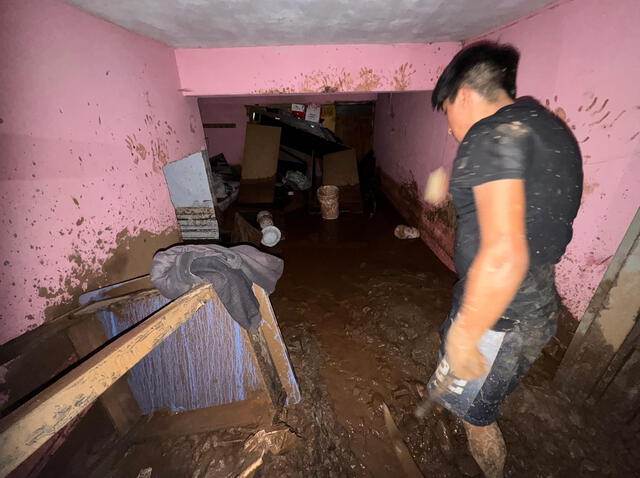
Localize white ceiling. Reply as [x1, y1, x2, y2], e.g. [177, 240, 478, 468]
[66, 0, 557, 48]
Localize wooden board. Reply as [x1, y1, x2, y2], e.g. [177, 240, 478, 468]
[335, 102, 374, 162]
[238, 177, 277, 204]
[0, 284, 215, 478]
[232, 213, 263, 246]
[131, 396, 272, 442]
[323, 148, 359, 187]
[66, 317, 142, 436]
[243, 327, 286, 413]
[241, 124, 281, 180]
[253, 285, 301, 405]
[555, 208, 640, 402]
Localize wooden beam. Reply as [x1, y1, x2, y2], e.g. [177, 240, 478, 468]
[556, 208, 640, 400]
[131, 396, 272, 442]
[253, 285, 301, 405]
[65, 317, 142, 436]
[244, 327, 286, 413]
[0, 284, 215, 478]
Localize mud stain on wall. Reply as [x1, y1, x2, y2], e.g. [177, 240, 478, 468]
[354, 67, 382, 91]
[125, 135, 147, 164]
[39, 226, 180, 321]
[544, 97, 575, 129]
[126, 113, 179, 172]
[150, 138, 170, 172]
[392, 63, 416, 91]
[583, 181, 599, 195]
[253, 62, 417, 95]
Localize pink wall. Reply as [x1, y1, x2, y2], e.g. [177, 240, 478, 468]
[375, 0, 640, 321]
[175, 43, 460, 96]
[374, 92, 458, 268]
[199, 102, 248, 165]
[474, 0, 640, 319]
[0, 0, 204, 344]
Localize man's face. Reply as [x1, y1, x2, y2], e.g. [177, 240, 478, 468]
[443, 95, 472, 143]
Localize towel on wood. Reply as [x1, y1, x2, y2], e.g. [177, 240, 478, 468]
[150, 244, 283, 331]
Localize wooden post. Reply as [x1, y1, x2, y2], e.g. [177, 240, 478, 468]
[0, 284, 215, 478]
[555, 208, 640, 401]
[253, 285, 301, 405]
[65, 317, 142, 435]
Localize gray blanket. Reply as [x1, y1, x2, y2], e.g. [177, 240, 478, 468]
[150, 244, 284, 331]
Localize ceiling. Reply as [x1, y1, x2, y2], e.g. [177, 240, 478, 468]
[66, 0, 557, 48]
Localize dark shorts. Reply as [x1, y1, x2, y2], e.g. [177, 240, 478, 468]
[427, 311, 557, 426]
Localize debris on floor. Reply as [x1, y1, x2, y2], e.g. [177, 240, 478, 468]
[394, 224, 420, 239]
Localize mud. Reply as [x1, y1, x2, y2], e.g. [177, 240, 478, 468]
[268, 200, 639, 477]
[104, 199, 637, 477]
[40, 227, 180, 321]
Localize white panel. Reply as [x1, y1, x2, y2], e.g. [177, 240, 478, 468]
[163, 151, 214, 208]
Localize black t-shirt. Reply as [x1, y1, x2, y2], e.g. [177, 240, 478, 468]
[449, 98, 583, 326]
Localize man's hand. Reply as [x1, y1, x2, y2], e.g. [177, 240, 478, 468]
[445, 318, 489, 381]
[424, 167, 449, 206]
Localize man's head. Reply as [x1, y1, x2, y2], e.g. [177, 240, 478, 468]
[432, 41, 520, 142]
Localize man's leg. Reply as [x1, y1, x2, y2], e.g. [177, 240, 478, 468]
[462, 420, 506, 478]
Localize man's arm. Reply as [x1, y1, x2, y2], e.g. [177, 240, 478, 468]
[446, 178, 529, 380]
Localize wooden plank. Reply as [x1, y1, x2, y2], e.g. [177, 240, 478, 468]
[131, 396, 272, 442]
[558, 209, 640, 362]
[238, 177, 277, 204]
[590, 317, 640, 402]
[66, 317, 142, 436]
[241, 124, 281, 180]
[242, 327, 285, 413]
[598, 345, 640, 423]
[555, 208, 640, 400]
[232, 212, 263, 246]
[323, 148, 359, 187]
[0, 284, 215, 478]
[0, 332, 78, 415]
[78, 275, 152, 306]
[253, 285, 301, 405]
[334, 102, 375, 162]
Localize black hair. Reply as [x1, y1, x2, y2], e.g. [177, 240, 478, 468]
[431, 41, 520, 111]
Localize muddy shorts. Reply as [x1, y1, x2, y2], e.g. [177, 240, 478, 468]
[427, 311, 557, 426]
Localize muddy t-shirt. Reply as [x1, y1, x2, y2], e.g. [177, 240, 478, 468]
[449, 98, 583, 328]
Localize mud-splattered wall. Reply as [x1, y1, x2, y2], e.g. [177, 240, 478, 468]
[472, 0, 640, 320]
[176, 43, 460, 96]
[373, 92, 459, 269]
[0, 0, 205, 344]
[375, 0, 640, 322]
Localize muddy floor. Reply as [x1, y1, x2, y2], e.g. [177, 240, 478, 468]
[105, 199, 638, 478]
[265, 202, 640, 477]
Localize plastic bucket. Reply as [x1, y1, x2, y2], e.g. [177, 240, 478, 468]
[317, 185, 340, 220]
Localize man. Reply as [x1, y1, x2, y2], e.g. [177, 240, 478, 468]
[427, 42, 583, 477]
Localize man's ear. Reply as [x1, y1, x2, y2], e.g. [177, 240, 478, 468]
[457, 87, 472, 106]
